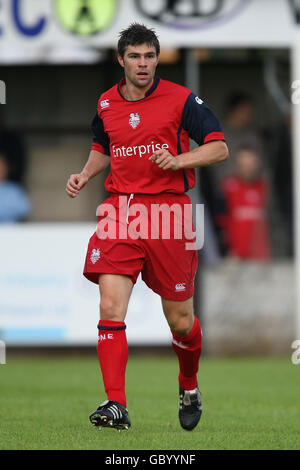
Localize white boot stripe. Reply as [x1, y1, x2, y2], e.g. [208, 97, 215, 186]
[109, 407, 117, 419]
[98, 402, 124, 421]
[110, 405, 122, 420]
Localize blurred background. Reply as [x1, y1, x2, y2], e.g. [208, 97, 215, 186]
[0, 0, 299, 356]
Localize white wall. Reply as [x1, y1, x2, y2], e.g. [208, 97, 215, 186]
[0, 224, 171, 346]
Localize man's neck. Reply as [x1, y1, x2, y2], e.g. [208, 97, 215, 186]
[121, 77, 154, 101]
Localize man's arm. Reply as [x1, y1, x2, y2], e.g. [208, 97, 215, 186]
[149, 140, 228, 171]
[149, 92, 228, 171]
[66, 150, 110, 198]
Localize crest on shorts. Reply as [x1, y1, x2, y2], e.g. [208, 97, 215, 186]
[90, 248, 100, 264]
[129, 112, 140, 129]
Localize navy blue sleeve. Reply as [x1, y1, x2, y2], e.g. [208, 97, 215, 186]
[181, 93, 225, 145]
[91, 112, 110, 156]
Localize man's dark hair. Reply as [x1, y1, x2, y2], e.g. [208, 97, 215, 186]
[118, 23, 160, 58]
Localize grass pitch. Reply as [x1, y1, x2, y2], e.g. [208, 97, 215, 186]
[0, 354, 299, 450]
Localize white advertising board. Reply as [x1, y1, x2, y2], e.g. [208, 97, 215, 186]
[0, 224, 172, 346]
[0, 0, 299, 64]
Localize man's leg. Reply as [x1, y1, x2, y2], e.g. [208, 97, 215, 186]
[90, 274, 133, 431]
[162, 297, 202, 390]
[97, 273, 133, 406]
[162, 297, 203, 430]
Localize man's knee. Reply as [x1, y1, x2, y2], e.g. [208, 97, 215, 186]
[100, 296, 125, 322]
[162, 297, 195, 336]
[168, 310, 194, 336]
[98, 274, 132, 322]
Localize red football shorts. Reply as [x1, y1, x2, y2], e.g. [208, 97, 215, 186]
[83, 193, 198, 301]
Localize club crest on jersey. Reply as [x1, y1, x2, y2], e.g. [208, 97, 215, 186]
[90, 248, 100, 264]
[129, 112, 140, 129]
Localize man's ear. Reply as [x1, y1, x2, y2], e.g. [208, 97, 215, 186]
[117, 54, 125, 68]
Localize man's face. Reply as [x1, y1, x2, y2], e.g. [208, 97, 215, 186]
[118, 43, 158, 89]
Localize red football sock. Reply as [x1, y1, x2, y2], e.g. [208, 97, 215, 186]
[171, 316, 202, 390]
[97, 320, 128, 408]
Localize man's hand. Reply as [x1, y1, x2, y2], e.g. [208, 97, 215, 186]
[66, 172, 89, 198]
[149, 150, 180, 171]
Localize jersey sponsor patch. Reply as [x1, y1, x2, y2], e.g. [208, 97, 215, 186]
[90, 248, 100, 264]
[129, 112, 140, 129]
[111, 141, 169, 158]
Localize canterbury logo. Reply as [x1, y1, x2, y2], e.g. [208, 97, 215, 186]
[175, 283, 186, 291]
[100, 99, 109, 109]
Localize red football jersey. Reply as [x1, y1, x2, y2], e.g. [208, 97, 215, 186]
[91, 77, 225, 195]
[221, 175, 271, 260]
